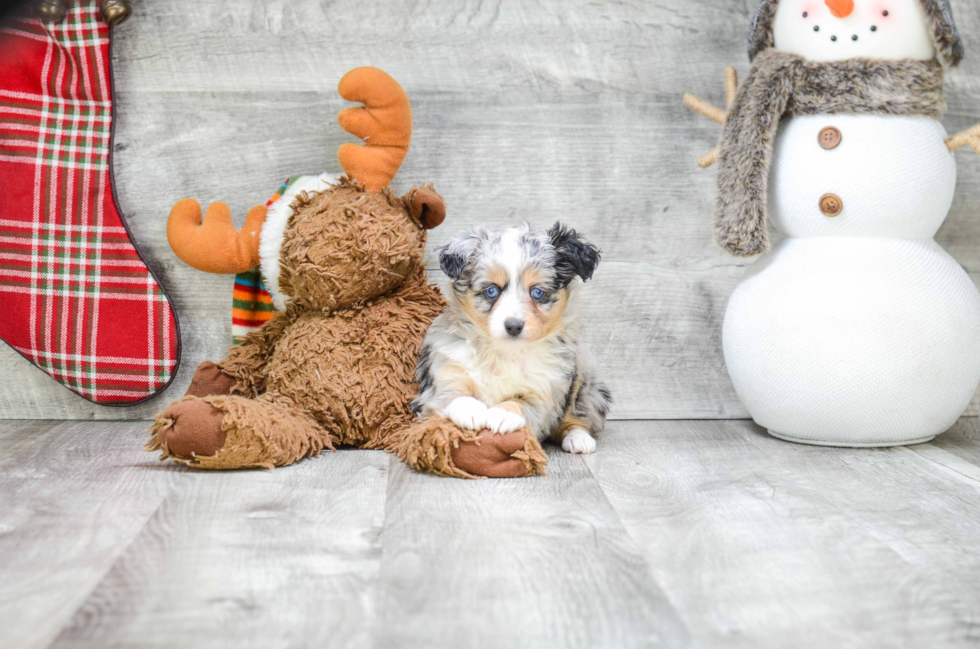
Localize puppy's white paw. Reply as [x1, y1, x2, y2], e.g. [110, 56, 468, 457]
[562, 428, 597, 455]
[446, 397, 489, 431]
[485, 408, 526, 434]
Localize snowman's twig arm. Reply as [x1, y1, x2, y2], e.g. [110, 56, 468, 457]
[725, 67, 739, 108]
[947, 124, 980, 154]
[684, 67, 738, 168]
[699, 148, 721, 169]
[683, 94, 726, 124]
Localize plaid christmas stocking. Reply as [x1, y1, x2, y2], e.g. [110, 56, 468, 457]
[0, 2, 180, 405]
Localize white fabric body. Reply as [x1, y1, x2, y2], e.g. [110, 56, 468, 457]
[769, 115, 956, 239]
[772, 0, 936, 62]
[725, 238, 980, 445]
[724, 115, 980, 445]
[259, 172, 339, 311]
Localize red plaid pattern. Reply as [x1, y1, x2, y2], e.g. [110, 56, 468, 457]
[0, 2, 180, 405]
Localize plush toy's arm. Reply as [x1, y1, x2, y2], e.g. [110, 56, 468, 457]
[217, 309, 293, 397]
[946, 124, 980, 155]
[684, 66, 739, 168]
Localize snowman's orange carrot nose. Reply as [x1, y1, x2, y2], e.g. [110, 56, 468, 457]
[825, 0, 855, 18]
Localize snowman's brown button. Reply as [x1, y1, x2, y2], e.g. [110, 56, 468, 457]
[818, 126, 842, 150]
[820, 193, 843, 217]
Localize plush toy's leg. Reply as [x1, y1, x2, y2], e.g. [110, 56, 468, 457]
[146, 393, 335, 470]
[184, 361, 239, 398]
[391, 416, 548, 479]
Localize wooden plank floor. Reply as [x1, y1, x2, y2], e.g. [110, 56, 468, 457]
[2, 420, 980, 648]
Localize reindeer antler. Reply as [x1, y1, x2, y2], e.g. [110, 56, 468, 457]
[337, 67, 413, 193]
[167, 199, 267, 274]
[684, 67, 739, 168]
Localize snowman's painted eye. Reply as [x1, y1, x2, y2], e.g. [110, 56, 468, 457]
[802, 11, 808, 17]
[814, 25, 820, 32]
[882, 10, 889, 16]
[871, 25, 877, 32]
[852, 34, 858, 41]
[831, 35, 838, 41]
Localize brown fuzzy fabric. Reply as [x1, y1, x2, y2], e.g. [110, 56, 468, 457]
[147, 394, 335, 470]
[716, 51, 946, 257]
[390, 416, 548, 479]
[246, 269, 444, 449]
[148, 180, 453, 470]
[748, 0, 964, 68]
[278, 178, 430, 313]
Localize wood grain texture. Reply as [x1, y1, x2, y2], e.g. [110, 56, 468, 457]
[3, 419, 980, 647]
[373, 452, 691, 649]
[3, 0, 980, 419]
[593, 419, 980, 649]
[0, 421, 175, 649]
[49, 449, 390, 649]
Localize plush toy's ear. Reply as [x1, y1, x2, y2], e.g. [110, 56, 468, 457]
[549, 222, 600, 287]
[437, 230, 482, 280]
[406, 184, 447, 230]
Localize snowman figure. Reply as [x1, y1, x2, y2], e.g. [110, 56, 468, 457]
[686, 0, 980, 446]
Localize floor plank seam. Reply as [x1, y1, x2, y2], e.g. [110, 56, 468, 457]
[44, 477, 177, 648]
[900, 445, 980, 488]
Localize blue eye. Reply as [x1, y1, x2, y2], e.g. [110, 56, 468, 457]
[484, 286, 500, 300]
[530, 287, 545, 300]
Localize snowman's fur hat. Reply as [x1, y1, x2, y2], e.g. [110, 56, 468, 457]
[748, 0, 964, 67]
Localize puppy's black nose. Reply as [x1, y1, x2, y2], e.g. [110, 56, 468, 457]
[505, 319, 524, 337]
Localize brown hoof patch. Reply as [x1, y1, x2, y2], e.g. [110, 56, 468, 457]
[451, 429, 531, 478]
[185, 361, 238, 398]
[159, 399, 227, 458]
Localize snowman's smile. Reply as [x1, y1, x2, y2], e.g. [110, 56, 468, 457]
[820, 32, 863, 42]
[772, 0, 936, 62]
[811, 5, 886, 44]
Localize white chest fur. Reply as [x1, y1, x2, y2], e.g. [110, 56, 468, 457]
[443, 335, 571, 407]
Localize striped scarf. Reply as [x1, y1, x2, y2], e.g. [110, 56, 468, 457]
[230, 176, 299, 343]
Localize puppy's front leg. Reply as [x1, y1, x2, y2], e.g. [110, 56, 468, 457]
[485, 401, 527, 434]
[445, 396, 489, 431]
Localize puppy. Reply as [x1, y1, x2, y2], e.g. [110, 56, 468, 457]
[411, 223, 611, 454]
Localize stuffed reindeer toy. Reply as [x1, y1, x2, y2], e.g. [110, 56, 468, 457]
[147, 68, 547, 478]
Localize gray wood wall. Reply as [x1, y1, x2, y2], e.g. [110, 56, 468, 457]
[3, 0, 980, 420]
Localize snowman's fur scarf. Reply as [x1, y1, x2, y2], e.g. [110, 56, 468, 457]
[748, 0, 964, 68]
[716, 50, 946, 257]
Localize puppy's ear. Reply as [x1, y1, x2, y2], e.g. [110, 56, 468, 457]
[437, 230, 481, 280]
[549, 222, 600, 286]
